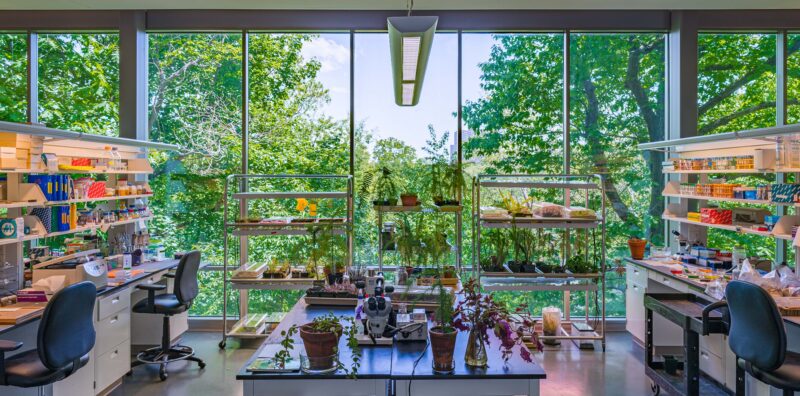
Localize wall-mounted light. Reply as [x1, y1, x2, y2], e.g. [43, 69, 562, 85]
[388, 7, 437, 107]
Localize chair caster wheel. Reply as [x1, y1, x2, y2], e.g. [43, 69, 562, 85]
[126, 370, 133, 376]
[218, 340, 226, 349]
[159, 367, 168, 381]
[650, 382, 660, 395]
[199, 362, 206, 369]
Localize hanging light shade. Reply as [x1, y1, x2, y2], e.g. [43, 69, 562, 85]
[387, 15, 438, 106]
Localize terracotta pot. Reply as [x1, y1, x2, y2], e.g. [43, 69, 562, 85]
[299, 323, 342, 370]
[429, 327, 457, 373]
[628, 238, 647, 260]
[400, 194, 418, 206]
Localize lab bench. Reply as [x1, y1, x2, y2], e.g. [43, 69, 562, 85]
[0, 259, 184, 396]
[626, 257, 800, 396]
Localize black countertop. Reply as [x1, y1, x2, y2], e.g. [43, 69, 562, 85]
[237, 300, 546, 381]
[0, 259, 181, 335]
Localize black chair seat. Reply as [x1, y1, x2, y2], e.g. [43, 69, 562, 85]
[133, 294, 188, 315]
[4, 349, 89, 388]
[742, 351, 800, 392]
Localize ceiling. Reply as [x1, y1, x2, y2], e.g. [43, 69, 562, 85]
[2, 0, 800, 10]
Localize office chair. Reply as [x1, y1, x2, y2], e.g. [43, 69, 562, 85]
[726, 280, 800, 396]
[131, 250, 205, 380]
[0, 281, 96, 388]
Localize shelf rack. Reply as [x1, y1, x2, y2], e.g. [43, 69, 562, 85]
[374, 203, 463, 272]
[638, 124, 800, 254]
[0, 122, 172, 298]
[472, 174, 607, 351]
[219, 174, 353, 347]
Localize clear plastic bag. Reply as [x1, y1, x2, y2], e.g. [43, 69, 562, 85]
[704, 279, 725, 300]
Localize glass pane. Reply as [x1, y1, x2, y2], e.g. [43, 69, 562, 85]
[787, 33, 800, 124]
[698, 33, 776, 135]
[0, 33, 27, 122]
[353, 32, 458, 269]
[147, 33, 243, 317]
[38, 33, 119, 135]
[698, 33, 778, 258]
[246, 33, 351, 310]
[569, 33, 666, 318]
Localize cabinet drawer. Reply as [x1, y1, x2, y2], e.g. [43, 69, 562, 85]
[700, 333, 725, 360]
[137, 272, 164, 287]
[96, 310, 131, 356]
[97, 289, 130, 321]
[95, 340, 131, 394]
[700, 349, 725, 384]
[626, 264, 647, 287]
[648, 271, 689, 293]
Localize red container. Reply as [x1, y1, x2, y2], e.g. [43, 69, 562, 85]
[71, 158, 92, 166]
[701, 208, 732, 225]
[87, 181, 106, 198]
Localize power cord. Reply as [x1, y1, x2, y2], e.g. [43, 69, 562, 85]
[408, 339, 430, 396]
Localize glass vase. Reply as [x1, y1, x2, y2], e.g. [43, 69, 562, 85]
[464, 329, 487, 367]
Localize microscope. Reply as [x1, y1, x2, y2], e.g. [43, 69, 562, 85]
[355, 272, 427, 345]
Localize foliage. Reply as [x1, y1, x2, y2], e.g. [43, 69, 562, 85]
[453, 279, 543, 363]
[305, 312, 361, 378]
[0, 34, 27, 123]
[274, 324, 298, 369]
[432, 280, 455, 333]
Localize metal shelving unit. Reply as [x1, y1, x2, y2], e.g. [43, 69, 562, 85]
[219, 174, 353, 347]
[473, 174, 607, 351]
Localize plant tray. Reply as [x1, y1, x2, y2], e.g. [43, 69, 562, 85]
[415, 276, 459, 286]
[232, 262, 268, 279]
[482, 271, 601, 279]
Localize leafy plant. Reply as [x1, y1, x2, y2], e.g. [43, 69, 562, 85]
[306, 313, 362, 378]
[432, 280, 455, 333]
[364, 166, 400, 203]
[453, 279, 543, 363]
[273, 324, 299, 369]
[395, 214, 422, 266]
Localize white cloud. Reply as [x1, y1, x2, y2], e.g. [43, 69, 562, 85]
[302, 37, 349, 72]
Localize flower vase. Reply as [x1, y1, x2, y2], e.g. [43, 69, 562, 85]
[464, 329, 487, 367]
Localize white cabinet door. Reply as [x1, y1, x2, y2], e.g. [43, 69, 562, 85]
[626, 281, 646, 343]
[53, 349, 94, 396]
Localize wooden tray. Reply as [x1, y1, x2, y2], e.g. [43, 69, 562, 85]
[0, 303, 45, 325]
[774, 296, 800, 316]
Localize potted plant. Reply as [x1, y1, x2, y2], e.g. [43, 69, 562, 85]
[396, 215, 420, 273]
[628, 235, 647, 260]
[280, 313, 361, 377]
[400, 191, 419, 207]
[363, 166, 400, 206]
[453, 278, 543, 367]
[442, 163, 465, 206]
[429, 280, 457, 373]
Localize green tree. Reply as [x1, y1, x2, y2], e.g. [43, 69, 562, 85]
[0, 34, 27, 123]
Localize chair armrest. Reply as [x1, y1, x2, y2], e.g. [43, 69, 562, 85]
[136, 283, 167, 309]
[136, 284, 167, 291]
[0, 340, 22, 352]
[702, 300, 728, 335]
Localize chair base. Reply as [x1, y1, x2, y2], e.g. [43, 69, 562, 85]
[132, 344, 205, 381]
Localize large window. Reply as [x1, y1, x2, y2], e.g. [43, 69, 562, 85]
[787, 33, 800, 123]
[0, 33, 27, 122]
[569, 33, 666, 317]
[147, 33, 243, 316]
[38, 33, 119, 135]
[246, 33, 352, 315]
[698, 33, 777, 135]
[354, 32, 458, 269]
[698, 33, 779, 258]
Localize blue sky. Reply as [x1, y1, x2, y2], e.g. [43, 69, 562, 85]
[301, 33, 494, 150]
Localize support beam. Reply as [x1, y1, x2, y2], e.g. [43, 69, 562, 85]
[776, 31, 788, 265]
[119, 11, 148, 141]
[666, 11, 700, 246]
[26, 31, 37, 124]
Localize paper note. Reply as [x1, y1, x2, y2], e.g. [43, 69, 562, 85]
[0, 308, 20, 312]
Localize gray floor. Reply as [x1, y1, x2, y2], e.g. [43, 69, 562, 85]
[113, 331, 653, 396]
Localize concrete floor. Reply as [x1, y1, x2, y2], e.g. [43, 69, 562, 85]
[113, 331, 654, 396]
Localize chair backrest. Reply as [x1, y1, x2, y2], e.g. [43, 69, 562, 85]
[37, 281, 96, 370]
[174, 250, 201, 305]
[725, 280, 786, 371]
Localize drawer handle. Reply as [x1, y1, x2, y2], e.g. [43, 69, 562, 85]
[701, 351, 709, 360]
[111, 350, 118, 358]
[111, 297, 120, 304]
[633, 269, 639, 274]
[110, 315, 118, 324]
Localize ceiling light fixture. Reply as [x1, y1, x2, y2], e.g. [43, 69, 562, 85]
[388, 0, 438, 106]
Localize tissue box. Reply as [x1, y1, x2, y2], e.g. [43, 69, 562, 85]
[701, 208, 732, 224]
[16, 289, 47, 302]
